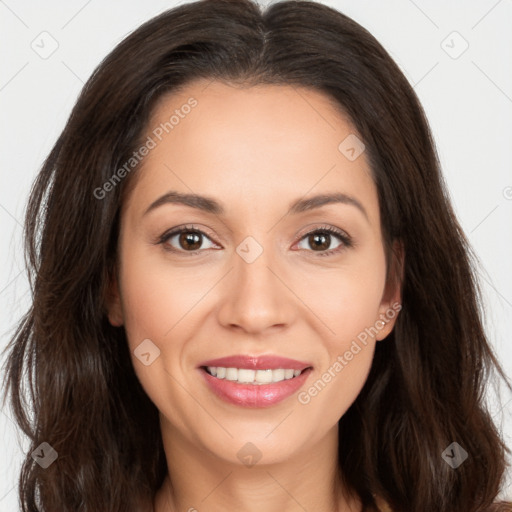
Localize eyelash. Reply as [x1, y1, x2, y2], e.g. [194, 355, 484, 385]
[156, 224, 353, 257]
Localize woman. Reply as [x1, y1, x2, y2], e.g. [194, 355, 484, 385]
[2, 0, 510, 510]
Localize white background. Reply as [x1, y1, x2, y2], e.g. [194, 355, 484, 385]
[1, 0, 511, 509]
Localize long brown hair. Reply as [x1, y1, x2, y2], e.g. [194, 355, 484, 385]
[2, 0, 510, 510]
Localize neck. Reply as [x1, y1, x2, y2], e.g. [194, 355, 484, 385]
[154, 415, 361, 512]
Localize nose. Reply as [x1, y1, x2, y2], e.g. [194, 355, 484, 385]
[216, 239, 297, 335]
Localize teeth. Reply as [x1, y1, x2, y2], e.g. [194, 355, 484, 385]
[271, 368, 285, 382]
[206, 366, 303, 384]
[238, 369, 256, 383]
[225, 367, 238, 381]
[255, 369, 273, 384]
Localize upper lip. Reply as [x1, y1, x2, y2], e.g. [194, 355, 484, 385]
[198, 355, 312, 371]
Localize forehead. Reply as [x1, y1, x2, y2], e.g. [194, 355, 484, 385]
[123, 79, 379, 226]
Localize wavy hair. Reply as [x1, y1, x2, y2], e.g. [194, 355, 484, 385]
[2, 0, 510, 510]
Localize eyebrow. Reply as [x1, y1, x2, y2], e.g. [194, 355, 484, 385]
[143, 190, 368, 221]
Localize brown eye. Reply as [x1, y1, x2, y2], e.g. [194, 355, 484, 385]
[307, 232, 332, 251]
[296, 226, 352, 256]
[159, 226, 218, 254]
[178, 231, 203, 251]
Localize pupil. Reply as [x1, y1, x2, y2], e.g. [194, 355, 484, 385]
[180, 231, 201, 250]
[311, 233, 329, 251]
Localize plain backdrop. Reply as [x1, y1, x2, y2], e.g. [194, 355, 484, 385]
[1, 0, 511, 509]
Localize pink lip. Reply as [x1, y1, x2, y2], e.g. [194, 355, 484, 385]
[198, 355, 313, 408]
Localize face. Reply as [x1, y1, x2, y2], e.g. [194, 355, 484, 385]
[107, 79, 401, 467]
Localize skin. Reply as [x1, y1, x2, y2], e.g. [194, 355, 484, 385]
[107, 79, 402, 512]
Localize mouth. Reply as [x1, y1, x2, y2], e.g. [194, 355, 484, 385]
[202, 366, 305, 385]
[198, 355, 313, 407]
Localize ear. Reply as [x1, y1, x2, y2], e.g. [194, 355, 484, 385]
[105, 269, 124, 327]
[376, 239, 404, 341]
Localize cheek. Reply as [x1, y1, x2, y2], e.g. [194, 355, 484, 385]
[300, 347, 374, 433]
[118, 247, 211, 346]
[299, 252, 387, 344]
[298, 303, 378, 425]
[117, 249, 208, 431]
[295, 250, 385, 413]
[117, 245, 219, 411]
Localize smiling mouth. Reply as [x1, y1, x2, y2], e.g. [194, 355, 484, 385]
[203, 366, 308, 385]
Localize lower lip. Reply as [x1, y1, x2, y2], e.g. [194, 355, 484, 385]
[200, 367, 312, 408]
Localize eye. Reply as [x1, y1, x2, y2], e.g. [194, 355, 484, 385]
[158, 225, 219, 254]
[157, 224, 353, 257]
[295, 225, 352, 256]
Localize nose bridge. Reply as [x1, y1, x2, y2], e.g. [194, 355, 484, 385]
[235, 234, 277, 291]
[217, 234, 295, 332]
